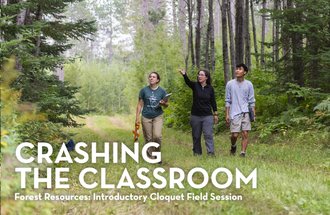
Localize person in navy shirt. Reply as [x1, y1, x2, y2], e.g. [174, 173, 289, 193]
[179, 69, 218, 156]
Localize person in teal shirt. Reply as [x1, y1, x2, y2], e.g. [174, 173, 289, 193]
[135, 72, 168, 163]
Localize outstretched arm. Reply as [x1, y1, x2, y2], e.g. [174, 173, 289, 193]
[179, 69, 194, 88]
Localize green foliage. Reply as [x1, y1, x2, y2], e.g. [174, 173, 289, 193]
[64, 60, 131, 115]
[132, 22, 188, 127]
[254, 79, 329, 139]
[270, 0, 330, 90]
[313, 97, 330, 127]
[0, 60, 54, 214]
[17, 121, 67, 154]
[1, 0, 96, 127]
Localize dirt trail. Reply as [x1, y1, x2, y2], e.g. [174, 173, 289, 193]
[108, 116, 130, 130]
[85, 116, 109, 138]
[85, 116, 131, 139]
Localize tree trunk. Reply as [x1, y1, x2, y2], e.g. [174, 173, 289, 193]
[260, 0, 267, 68]
[235, 0, 244, 64]
[221, 0, 230, 83]
[16, 0, 27, 71]
[209, 0, 215, 72]
[195, 0, 202, 68]
[178, 0, 187, 68]
[16, 0, 27, 25]
[107, 4, 113, 63]
[54, 66, 64, 82]
[250, 0, 259, 67]
[214, 0, 221, 37]
[274, 0, 280, 63]
[291, 1, 304, 86]
[35, 4, 42, 57]
[188, 0, 195, 66]
[244, 0, 251, 69]
[281, 0, 291, 74]
[1, 0, 8, 42]
[205, 0, 214, 71]
[306, 35, 319, 88]
[172, 0, 178, 33]
[227, 0, 236, 77]
[205, 5, 210, 70]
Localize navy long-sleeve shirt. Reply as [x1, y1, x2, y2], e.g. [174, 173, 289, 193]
[183, 73, 217, 116]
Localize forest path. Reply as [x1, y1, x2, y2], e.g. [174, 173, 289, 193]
[85, 115, 132, 139]
[54, 115, 330, 215]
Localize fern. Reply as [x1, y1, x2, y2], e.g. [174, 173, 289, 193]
[314, 97, 330, 112]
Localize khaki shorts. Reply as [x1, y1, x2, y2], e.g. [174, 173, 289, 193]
[230, 113, 251, 133]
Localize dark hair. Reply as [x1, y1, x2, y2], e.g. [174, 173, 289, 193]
[236, 63, 249, 73]
[197, 69, 211, 85]
[149, 71, 161, 83]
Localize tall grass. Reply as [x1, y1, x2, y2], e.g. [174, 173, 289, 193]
[53, 115, 329, 214]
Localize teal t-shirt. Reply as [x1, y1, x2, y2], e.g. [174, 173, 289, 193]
[139, 86, 167, 119]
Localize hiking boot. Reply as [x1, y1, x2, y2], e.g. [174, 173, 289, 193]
[230, 145, 237, 155]
[193, 153, 202, 156]
[207, 152, 215, 157]
[240, 152, 246, 157]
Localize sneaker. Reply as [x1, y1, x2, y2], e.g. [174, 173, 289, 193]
[207, 152, 215, 157]
[193, 153, 202, 156]
[230, 145, 237, 155]
[240, 152, 246, 157]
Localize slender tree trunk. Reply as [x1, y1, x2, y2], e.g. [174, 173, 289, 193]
[188, 0, 195, 66]
[209, 0, 215, 72]
[0, 0, 6, 42]
[205, 0, 214, 71]
[291, 1, 304, 86]
[221, 0, 230, 83]
[281, 0, 291, 75]
[235, 0, 244, 64]
[107, 3, 113, 63]
[205, 8, 210, 70]
[244, 0, 251, 69]
[35, 5, 42, 57]
[227, 0, 236, 77]
[16, 1, 27, 25]
[214, 0, 221, 37]
[195, 0, 202, 68]
[306, 36, 319, 88]
[274, 0, 280, 63]
[16, 0, 27, 71]
[55, 66, 64, 82]
[250, 0, 259, 67]
[260, 0, 267, 68]
[306, 7, 320, 88]
[178, 0, 187, 68]
[172, 0, 178, 33]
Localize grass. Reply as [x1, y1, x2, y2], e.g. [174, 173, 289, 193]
[4, 115, 329, 215]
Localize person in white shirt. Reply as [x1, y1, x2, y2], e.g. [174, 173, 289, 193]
[225, 63, 256, 157]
